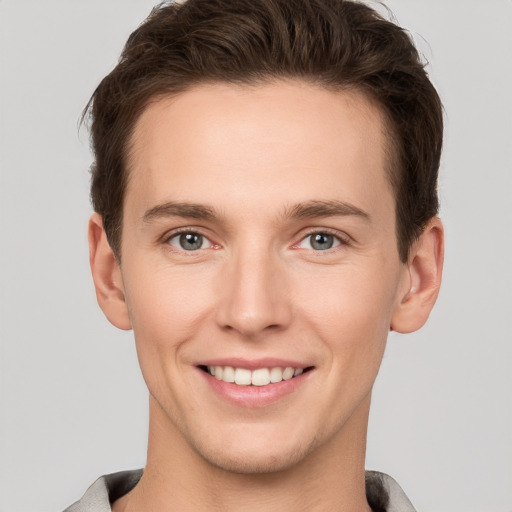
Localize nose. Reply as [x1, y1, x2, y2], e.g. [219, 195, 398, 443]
[215, 246, 292, 338]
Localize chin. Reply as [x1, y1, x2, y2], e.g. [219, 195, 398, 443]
[200, 447, 310, 475]
[191, 429, 318, 475]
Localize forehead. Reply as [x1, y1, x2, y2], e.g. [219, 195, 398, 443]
[125, 81, 394, 222]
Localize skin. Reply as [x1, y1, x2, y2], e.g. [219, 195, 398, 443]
[89, 81, 444, 511]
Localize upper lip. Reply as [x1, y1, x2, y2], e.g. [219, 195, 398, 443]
[196, 357, 310, 370]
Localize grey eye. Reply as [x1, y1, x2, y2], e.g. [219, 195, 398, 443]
[309, 233, 335, 250]
[297, 232, 342, 251]
[169, 232, 207, 251]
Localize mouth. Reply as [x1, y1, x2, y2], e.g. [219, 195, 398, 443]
[198, 365, 314, 387]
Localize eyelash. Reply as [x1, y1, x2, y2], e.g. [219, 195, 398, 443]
[163, 227, 350, 254]
[164, 228, 218, 253]
[293, 228, 351, 252]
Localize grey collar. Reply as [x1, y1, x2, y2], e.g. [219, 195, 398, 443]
[64, 468, 416, 512]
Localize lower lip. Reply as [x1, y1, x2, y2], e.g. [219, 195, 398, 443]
[199, 369, 311, 408]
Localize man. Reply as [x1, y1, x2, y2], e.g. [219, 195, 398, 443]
[66, 0, 444, 510]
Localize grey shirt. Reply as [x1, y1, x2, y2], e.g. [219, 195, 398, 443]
[64, 469, 416, 512]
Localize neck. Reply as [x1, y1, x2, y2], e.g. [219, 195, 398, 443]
[113, 395, 373, 512]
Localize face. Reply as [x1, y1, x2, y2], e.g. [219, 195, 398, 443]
[114, 82, 411, 473]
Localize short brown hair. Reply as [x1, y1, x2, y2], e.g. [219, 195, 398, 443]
[85, 0, 443, 262]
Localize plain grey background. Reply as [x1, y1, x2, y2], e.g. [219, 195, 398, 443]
[0, 1, 511, 511]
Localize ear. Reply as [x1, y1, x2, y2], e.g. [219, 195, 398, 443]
[391, 217, 444, 333]
[88, 213, 132, 330]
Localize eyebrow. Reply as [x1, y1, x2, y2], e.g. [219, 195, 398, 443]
[142, 201, 217, 223]
[285, 200, 370, 221]
[141, 199, 370, 224]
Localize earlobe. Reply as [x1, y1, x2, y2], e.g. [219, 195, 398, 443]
[88, 213, 132, 331]
[391, 217, 444, 334]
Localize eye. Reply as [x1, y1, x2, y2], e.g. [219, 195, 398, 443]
[168, 232, 210, 251]
[298, 232, 342, 251]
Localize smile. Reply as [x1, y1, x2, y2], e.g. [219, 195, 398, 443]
[204, 365, 309, 386]
[198, 362, 314, 407]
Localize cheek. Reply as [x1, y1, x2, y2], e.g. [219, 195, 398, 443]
[296, 260, 400, 357]
[121, 262, 215, 381]
[124, 257, 211, 325]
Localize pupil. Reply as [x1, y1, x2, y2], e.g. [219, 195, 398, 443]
[311, 233, 333, 250]
[180, 233, 203, 250]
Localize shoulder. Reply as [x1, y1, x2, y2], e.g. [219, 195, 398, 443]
[365, 471, 417, 512]
[63, 469, 143, 512]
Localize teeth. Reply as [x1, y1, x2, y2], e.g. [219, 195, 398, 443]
[206, 365, 306, 386]
[282, 367, 295, 380]
[234, 368, 252, 386]
[269, 367, 283, 383]
[222, 366, 235, 383]
[251, 368, 270, 386]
